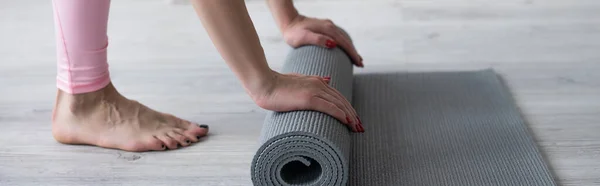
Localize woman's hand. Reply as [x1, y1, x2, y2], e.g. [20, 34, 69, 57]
[281, 15, 364, 67]
[251, 72, 364, 133]
[190, 0, 364, 132]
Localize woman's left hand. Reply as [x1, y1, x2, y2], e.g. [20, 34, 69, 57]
[281, 15, 364, 67]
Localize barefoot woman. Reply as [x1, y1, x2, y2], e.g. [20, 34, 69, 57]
[51, 0, 365, 152]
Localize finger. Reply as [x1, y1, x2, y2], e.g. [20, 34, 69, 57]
[289, 74, 324, 79]
[286, 74, 330, 84]
[317, 22, 363, 67]
[308, 97, 357, 132]
[318, 77, 362, 131]
[320, 82, 359, 125]
[322, 76, 331, 83]
[308, 75, 330, 80]
[323, 93, 358, 133]
[316, 90, 355, 126]
[333, 28, 363, 67]
[301, 32, 336, 49]
[303, 75, 331, 83]
[314, 80, 359, 132]
[323, 80, 358, 120]
[357, 123, 365, 133]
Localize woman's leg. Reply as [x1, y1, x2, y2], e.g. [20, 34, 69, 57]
[51, 0, 208, 152]
[53, 0, 111, 94]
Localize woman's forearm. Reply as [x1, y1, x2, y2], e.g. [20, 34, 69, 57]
[266, 0, 299, 31]
[190, 0, 274, 93]
[190, 0, 362, 129]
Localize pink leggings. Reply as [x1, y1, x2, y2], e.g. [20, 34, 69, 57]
[52, 0, 111, 94]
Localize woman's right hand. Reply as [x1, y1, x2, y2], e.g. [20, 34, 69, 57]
[250, 72, 364, 133]
[189, 0, 363, 132]
[281, 15, 364, 67]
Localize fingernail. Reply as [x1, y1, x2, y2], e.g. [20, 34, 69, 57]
[199, 124, 209, 129]
[161, 145, 165, 149]
[197, 136, 201, 140]
[186, 140, 191, 144]
[357, 61, 364, 67]
[357, 56, 364, 67]
[325, 40, 336, 48]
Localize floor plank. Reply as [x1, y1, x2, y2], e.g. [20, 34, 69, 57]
[1, 0, 598, 185]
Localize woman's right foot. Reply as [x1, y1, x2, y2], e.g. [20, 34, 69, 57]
[51, 83, 209, 152]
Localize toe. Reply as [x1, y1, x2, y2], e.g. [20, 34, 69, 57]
[149, 137, 167, 151]
[173, 128, 200, 143]
[164, 114, 194, 130]
[123, 137, 165, 152]
[162, 115, 208, 140]
[155, 134, 178, 150]
[174, 123, 209, 142]
[186, 123, 209, 140]
[167, 131, 190, 147]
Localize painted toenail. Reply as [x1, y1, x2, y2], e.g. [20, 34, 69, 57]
[199, 124, 209, 129]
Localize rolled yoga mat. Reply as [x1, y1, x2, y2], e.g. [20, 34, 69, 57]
[251, 37, 556, 186]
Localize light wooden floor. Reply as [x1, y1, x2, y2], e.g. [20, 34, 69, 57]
[1, 0, 599, 185]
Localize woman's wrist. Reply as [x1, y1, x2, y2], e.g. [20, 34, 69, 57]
[267, 0, 300, 32]
[238, 65, 279, 101]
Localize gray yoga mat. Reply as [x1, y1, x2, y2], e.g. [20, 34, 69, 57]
[251, 45, 556, 185]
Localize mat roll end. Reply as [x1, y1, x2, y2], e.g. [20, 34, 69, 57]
[251, 132, 348, 186]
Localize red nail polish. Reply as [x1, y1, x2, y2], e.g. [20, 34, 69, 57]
[346, 116, 352, 124]
[356, 124, 365, 132]
[325, 40, 336, 48]
[323, 76, 331, 80]
[355, 59, 364, 67]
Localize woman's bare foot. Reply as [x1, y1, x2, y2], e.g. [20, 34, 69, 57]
[51, 83, 209, 152]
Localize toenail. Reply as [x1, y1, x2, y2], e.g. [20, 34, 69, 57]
[198, 124, 209, 129]
[186, 140, 191, 143]
[197, 136, 201, 140]
[161, 145, 165, 149]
